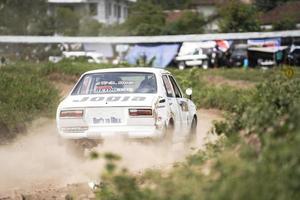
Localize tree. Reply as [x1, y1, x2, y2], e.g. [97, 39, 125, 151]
[124, 0, 166, 36]
[272, 17, 297, 31]
[54, 7, 80, 36]
[78, 17, 102, 36]
[0, 0, 52, 35]
[164, 11, 205, 35]
[218, 0, 260, 33]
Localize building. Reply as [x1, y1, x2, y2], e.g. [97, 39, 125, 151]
[260, 1, 300, 31]
[188, 0, 254, 32]
[48, 0, 135, 25]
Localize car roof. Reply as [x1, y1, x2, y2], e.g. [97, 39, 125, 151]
[84, 67, 171, 75]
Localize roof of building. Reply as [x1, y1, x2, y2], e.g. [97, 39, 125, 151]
[260, 1, 300, 24]
[48, 0, 86, 3]
[48, 0, 135, 3]
[164, 10, 197, 22]
[189, 0, 223, 6]
[189, 0, 252, 6]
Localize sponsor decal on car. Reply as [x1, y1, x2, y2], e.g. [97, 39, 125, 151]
[73, 96, 147, 103]
[93, 117, 122, 124]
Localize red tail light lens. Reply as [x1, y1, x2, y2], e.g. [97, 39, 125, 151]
[60, 110, 84, 118]
[129, 109, 152, 117]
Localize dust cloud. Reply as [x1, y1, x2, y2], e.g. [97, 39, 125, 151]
[0, 109, 222, 194]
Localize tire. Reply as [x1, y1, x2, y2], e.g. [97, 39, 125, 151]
[65, 140, 85, 158]
[187, 116, 197, 144]
[65, 139, 99, 158]
[163, 119, 175, 145]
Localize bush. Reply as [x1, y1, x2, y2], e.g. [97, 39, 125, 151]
[205, 75, 300, 199]
[78, 17, 102, 36]
[42, 59, 131, 79]
[54, 7, 80, 36]
[273, 17, 297, 31]
[0, 63, 59, 140]
[221, 75, 300, 137]
[170, 68, 253, 111]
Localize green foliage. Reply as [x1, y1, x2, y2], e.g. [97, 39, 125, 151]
[273, 17, 297, 31]
[41, 59, 130, 78]
[164, 11, 205, 35]
[170, 68, 254, 111]
[203, 76, 300, 200]
[0, 63, 59, 139]
[78, 17, 102, 36]
[54, 7, 80, 36]
[124, 1, 166, 36]
[218, 0, 261, 32]
[122, 1, 206, 36]
[0, 0, 52, 35]
[222, 75, 300, 138]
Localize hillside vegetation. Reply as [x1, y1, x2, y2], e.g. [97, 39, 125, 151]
[94, 73, 300, 200]
[1, 60, 298, 144]
[0, 61, 299, 199]
[0, 63, 59, 142]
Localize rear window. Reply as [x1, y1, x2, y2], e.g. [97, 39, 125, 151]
[72, 72, 157, 95]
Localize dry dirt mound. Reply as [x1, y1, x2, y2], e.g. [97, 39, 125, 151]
[0, 109, 223, 199]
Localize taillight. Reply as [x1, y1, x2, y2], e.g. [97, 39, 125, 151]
[60, 110, 84, 118]
[129, 109, 152, 117]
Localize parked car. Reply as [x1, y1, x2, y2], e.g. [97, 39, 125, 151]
[288, 45, 300, 66]
[175, 48, 208, 69]
[56, 68, 197, 150]
[175, 41, 217, 69]
[229, 44, 248, 67]
[49, 51, 108, 64]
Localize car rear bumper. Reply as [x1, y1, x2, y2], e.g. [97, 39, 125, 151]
[58, 125, 164, 140]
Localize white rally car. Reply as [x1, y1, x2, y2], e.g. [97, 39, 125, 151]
[56, 67, 197, 146]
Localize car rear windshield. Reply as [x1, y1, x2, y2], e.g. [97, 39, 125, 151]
[71, 72, 157, 95]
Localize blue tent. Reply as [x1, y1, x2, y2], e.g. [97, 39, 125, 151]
[126, 44, 180, 68]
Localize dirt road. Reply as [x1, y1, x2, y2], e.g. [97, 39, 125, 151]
[0, 109, 222, 199]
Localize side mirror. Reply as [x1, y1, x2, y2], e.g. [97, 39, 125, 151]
[185, 88, 193, 100]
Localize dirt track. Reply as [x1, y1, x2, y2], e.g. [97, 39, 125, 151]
[0, 109, 222, 199]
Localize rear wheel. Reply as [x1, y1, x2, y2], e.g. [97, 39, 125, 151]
[65, 139, 99, 158]
[187, 116, 197, 144]
[163, 119, 175, 145]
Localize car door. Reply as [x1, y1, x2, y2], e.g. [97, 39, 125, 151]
[168, 75, 189, 132]
[161, 75, 182, 129]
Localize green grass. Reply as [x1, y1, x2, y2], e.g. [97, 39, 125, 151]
[1, 60, 297, 141]
[0, 63, 59, 141]
[169, 66, 300, 82]
[41, 58, 130, 78]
